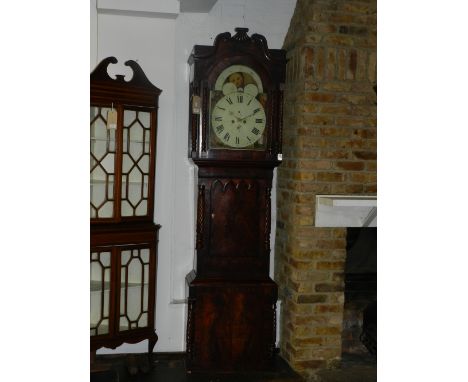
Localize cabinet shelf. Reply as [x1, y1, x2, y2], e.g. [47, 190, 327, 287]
[90, 280, 110, 291]
[90, 179, 149, 185]
[91, 136, 148, 144]
[90, 280, 148, 291]
[90, 137, 115, 142]
[90, 323, 147, 333]
[90, 323, 109, 335]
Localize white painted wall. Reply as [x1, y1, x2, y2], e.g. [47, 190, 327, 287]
[91, 0, 98, 69]
[92, 0, 297, 354]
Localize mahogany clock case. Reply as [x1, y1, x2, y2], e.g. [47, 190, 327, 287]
[186, 28, 287, 373]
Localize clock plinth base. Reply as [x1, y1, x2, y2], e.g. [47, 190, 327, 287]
[186, 274, 277, 373]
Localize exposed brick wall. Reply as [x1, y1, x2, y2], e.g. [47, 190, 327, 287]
[276, 0, 377, 377]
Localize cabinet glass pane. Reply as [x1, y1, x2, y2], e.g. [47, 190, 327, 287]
[119, 248, 150, 331]
[90, 106, 115, 218]
[121, 110, 151, 217]
[90, 251, 111, 336]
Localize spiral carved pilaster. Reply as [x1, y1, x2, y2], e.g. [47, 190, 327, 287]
[265, 187, 271, 252]
[191, 86, 199, 153]
[196, 185, 205, 249]
[201, 86, 208, 152]
[186, 298, 195, 360]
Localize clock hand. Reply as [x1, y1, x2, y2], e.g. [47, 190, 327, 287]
[228, 110, 242, 122]
[239, 111, 256, 122]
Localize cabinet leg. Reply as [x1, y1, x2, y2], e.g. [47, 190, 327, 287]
[147, 333, 158, 369]
[142, 333, 158, 373]
[90, 350, 112, 373]
[127, 354, 139, 376]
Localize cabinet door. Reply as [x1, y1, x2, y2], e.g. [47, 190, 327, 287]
[90, 106, 117, 220]
[120, 109, 155, 219]
[117, 244, 155, 332]
[209, 179, 262, 257]
[196, 176, 271, 278]
[90, 106, 157, 223]
[90, 249, 114, 337]
[90, 244, 156, 337]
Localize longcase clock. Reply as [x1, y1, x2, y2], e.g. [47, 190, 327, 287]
[90, 57, 161, 363]
[185, 28, 286, 372]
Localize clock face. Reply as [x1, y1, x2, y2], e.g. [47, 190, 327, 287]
[211, 91, 266, 148]
[209, 65, 267, 150]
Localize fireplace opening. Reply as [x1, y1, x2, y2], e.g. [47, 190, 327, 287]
[342, 227, 377, 356]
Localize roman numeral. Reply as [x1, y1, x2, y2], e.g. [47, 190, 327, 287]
[255, 118, 264, 123]
[215, 116, 222, 122]
[237, 95, 243, 103]
[235, 137, 240, 144]
[216, 125, 224, 133]
[217, 106, 226, 111]
[253, 108, 260, 114]
[252, 127, 260, 135]
[226, 97, 233, 105]
[223, 132, 230, 141]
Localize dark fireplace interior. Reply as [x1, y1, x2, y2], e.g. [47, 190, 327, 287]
[341, 227, 377, 356]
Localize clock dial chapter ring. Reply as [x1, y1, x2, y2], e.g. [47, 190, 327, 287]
[211, 91, 266, 149]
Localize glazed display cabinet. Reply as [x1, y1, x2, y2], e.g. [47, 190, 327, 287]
[90, 57, 161, 357]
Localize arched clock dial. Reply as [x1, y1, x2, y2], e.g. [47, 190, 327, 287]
[210, 63, 267, 150]
[211, 91, 266, 148]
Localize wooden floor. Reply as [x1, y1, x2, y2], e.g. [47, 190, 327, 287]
[91, 352, 376, 382]
[91, 352, 304, 382]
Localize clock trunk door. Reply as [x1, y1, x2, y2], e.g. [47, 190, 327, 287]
[210, 179, 259, 257]
[196, 175, 271, 279]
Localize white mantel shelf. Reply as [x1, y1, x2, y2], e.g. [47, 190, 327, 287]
[315, 195, 377, 227]
[96, 0, 218, 17]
